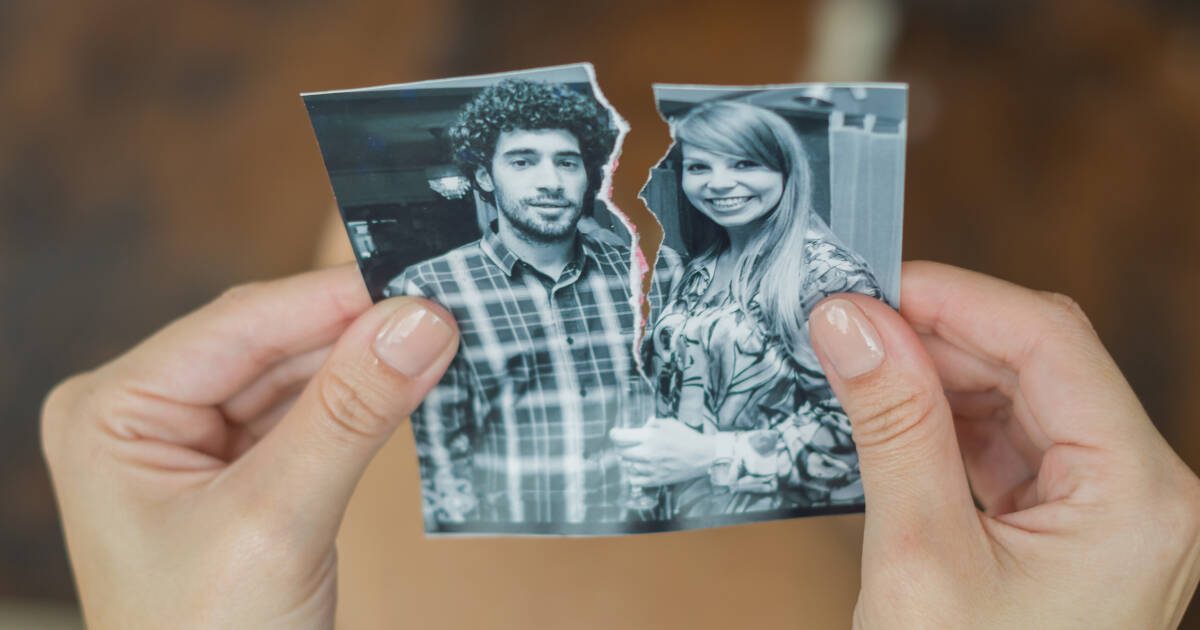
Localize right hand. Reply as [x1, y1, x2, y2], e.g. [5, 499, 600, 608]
[610, 417, 718, 487]
[808, 261, 1200, 629]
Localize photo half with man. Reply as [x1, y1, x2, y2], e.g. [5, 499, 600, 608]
[303, 63, 905, 535]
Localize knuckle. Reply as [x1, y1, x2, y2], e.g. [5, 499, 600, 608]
[214, 281, 267, 312]
[1039, 291, 1094, 330]
[40, 372, 92, 465]
[315, 369, 392, 440]
[216, 494, 308, 578]
[1183, 480, 1200, 539]
[1149, 470, 1200, 552]
[851, 388, 940, 449]
[1170, 494, 1200, 543]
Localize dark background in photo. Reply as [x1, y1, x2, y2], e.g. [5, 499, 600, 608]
[304, 65, 629, 302]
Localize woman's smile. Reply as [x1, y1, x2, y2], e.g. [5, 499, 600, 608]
[681, 144, 784, 228]
[706, 195, 758, 211]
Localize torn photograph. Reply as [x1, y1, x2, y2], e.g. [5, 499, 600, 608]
[636, 83, 905, 525]
[304, 67, 905, 535]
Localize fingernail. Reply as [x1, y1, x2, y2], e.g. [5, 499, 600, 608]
[810, 299, 885, 379]
[373, 302, 455, 377]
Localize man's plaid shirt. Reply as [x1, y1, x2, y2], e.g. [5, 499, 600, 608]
[386, 225, 682, 527]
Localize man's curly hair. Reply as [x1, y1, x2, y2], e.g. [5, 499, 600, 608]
[448, 79, 618, 202]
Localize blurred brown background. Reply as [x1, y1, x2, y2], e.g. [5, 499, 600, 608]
[2, 0, 1199, 627]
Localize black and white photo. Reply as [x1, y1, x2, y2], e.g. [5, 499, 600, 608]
[307, 64, 682, 535]
[627, 84, 905, 524]
[304, 68, 905, 535]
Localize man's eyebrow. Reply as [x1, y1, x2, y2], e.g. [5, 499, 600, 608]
[499, 148, 583, 158]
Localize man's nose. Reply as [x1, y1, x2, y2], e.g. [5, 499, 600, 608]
[533, 160, 564, 192]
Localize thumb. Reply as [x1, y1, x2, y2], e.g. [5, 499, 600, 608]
[235, 296, 458, 542]
[808, 296, 976, 548]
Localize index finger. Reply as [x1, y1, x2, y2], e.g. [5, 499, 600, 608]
[609, 427, 649, 448]
[109, 264, 373, 406]
[898, 261, 1152, 449]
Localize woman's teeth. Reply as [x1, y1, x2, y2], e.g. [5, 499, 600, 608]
[709, 196, 754, 210]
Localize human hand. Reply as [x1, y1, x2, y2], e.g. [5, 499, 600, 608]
[808, 261, 1200, 629]
[610, 418, 716, 486]
[41, 265, 459, 630]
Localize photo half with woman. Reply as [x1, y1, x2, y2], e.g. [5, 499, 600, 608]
[620, 84, 906, 528]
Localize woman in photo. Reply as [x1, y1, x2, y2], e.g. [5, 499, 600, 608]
[619, 100, 882, 518]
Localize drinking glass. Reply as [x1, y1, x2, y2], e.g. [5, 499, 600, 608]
[615, 376, 659, 511]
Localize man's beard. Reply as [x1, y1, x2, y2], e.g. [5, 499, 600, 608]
[496, 192, 586, 244]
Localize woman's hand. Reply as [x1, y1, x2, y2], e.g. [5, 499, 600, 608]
[41, 265, 459, 630]
[610, 418, 717, 487]
[809, 261, 1200, 630]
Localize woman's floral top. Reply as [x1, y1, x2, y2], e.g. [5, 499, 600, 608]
[643, 225, 882, 517]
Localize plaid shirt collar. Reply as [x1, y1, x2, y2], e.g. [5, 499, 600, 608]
[479, 221, 598, 285]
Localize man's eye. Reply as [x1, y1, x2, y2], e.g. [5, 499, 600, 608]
[510, 159, 530, 168]
[557, 159, 581, 169]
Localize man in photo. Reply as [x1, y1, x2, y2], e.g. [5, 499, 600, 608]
[386, 78, 681, 531]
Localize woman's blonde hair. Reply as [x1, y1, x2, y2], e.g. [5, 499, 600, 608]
[672, 100, 817, 352]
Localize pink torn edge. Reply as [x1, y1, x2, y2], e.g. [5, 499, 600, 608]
[580, 63, 659, 380]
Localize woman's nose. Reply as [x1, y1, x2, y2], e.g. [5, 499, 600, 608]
[705, 166, 735, 190]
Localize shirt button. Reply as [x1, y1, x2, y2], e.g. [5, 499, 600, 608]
[580, 388, 588, 397]
[566, 336, 574, 345]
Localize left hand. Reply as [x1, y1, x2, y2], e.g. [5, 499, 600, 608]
[610, 418, 716, 487]
[41, 265, 459, 629]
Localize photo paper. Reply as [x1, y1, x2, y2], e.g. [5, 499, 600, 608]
[304, 65, 905, 535]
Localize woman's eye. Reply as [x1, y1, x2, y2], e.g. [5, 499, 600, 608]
[684, 163, 709, 173]
[734, 160, 762, 169]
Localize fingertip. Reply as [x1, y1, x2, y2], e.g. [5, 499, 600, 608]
[810, 298, 886, 380]
[380, 296, 459, 336]
[371, 300, 458, 378]
[811, 292, 943, 391]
